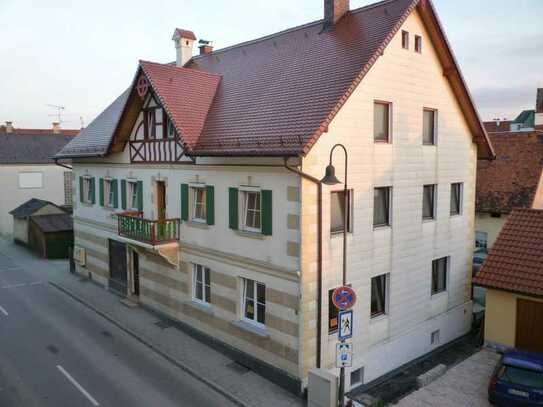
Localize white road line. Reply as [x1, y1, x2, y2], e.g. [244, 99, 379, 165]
[0, 306, 8, 316]
[56, 365, 100, 406]
[1, 281, 42, 289]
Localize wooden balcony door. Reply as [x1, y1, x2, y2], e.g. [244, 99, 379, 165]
[156, 181, 166, 221]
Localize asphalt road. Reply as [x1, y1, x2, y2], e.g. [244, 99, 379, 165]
[0, 250, 236, 407]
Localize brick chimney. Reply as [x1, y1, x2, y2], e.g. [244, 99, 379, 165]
[324, 0, 349, 30]
[172, 28, 196, 67]
[4, 121, 13, 133]
[198, 40, 213, 55]
[536, 88, 543, 126]
[52, 122, 61, 134]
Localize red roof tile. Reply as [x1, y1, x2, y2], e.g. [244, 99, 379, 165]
[140, 60, 221, 148]
[473, 208, 543, 298]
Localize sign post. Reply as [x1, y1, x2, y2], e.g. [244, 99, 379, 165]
[332, 286, 356, 407]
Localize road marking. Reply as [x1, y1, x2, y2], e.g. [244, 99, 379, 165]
[0, 305, 8, 316]
[1, 281, 42, 289]
[56, 365, 100, 406]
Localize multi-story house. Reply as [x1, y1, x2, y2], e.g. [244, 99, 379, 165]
[56, 0, 494, 394]
[0, 121, 77, 236]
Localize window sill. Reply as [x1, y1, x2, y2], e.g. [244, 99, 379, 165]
[331, 230, 352, 238]
[422, 218, 436, 223]
[234, 230, 265, 240]
[450, 213, 462, 218]
[184, 300, 214, 315]
[374, 140, 392, 144]
[370, 313, 389, 324]
[231, 320, 269, 338]
[373, 224, 391, 231]
[431, 290, 448, 299]
[423, 143, 437, 147]
[186, 220, 209, 230]
[80, 202, 94, 207]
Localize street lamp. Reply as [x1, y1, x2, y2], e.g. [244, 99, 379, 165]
[321, 143, 348, 407]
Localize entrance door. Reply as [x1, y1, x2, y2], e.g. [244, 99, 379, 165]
[132, 251, 140, 297]
[516, 299, 543, 353]
[108, 239, 128, 295]
[156, 181, 166, 221]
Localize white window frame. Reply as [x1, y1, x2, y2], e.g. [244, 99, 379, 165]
[450, 182, 463, 216]
[373, 186, 392, 228]
[127, 180, 138, 211]
[104, 178, 114, 208]
[423, 184, 437, 220]
[242, 278, 266, 327]
[370, 273, 389, 319]
[190, 185, 207, 223]
[431, 257, 449, 296]
[240, 188, 262, 233]
[374, 101, 392, 143]
[82, 176, 93, 204]
[192, 264, 211, 304]
[423, 108, 438, 145]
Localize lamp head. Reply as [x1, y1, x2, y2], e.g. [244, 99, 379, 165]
[321, 164, 341, 185]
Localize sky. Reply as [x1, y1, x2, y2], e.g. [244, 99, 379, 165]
[0, 0, 541, 129]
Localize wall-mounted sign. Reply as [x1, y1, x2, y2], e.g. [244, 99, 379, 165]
[338, 310, 353, 341]
[332, 286, 357, 310]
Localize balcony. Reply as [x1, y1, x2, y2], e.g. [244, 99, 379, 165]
[129, 138, 184, 163]
[117, 211, 180, 246]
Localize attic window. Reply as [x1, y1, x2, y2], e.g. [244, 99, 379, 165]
[415, 35, 422, 53]
[402, 31, 409, 50]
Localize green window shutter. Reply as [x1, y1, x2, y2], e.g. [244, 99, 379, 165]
[79, 176, 84, 203]
[99, 178, 105, 206]
[180, 184, 189, 221]
[90, 177, 96, 204]
[262, 190, 273, 236]
[121, 179, 127, 210]
[137, 181, 143, 211]
[112, 179, 119, 208]
[229, 187, 239, 230]
[206, 185, 215, 225]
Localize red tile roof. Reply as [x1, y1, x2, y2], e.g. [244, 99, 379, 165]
[140, 60, 221, 148]
[483, 120, 513, 133]
[473, 208, 543, 298]
[173, 28, 196, 41]
[476, 131, 543, 214]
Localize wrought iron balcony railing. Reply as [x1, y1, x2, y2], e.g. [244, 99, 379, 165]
[117, 211, 180, 246]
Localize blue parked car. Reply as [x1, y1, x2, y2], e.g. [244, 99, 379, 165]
[489, 350, 543, 406]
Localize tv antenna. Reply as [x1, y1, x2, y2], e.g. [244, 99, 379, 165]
[46, 104, 66, 123]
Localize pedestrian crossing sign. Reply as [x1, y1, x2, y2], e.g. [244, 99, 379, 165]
[338, 310, 353, 341]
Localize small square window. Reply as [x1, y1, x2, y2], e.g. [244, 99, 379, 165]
[351, 368, 363, 387]
[191, 186, 207, 222]
[371, 274, 389, 318]
[241, 191, 261, 232]
[450, 183, 463, 216]
[423, 109, 437, 145]
[329, 289, 339, 334]
[193, 264, 211, 304]
[431, 330, 440, 345]
[374, 187, 392, 227]
[415, 35, 422, 53]
[402, 30, 409, 49]
[374, 102, 391, 142]
[243, 278, 266, 326]
[331, 190, 352, 234]
[423, 185, 436, 220]
[431, 257, 448, 295]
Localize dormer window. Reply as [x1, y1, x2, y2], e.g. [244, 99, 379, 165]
[402, 31, 409, 49]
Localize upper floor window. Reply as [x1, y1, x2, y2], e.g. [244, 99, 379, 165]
[402, 30, 409, 49]
[431, 257, 448, 295]
[423, 109, 437, 145]
[242, 190, 261, 232]
[331, 190, 352, 234]
[243, 278, 266, 326]
[371, 274, 389, 318]
[450, 183, 463, 216]
[374, 187, 392, 227]
[475, 231, 488, 249]
[102, 178, 117, 208]
[191, 186, 207, 222]
[415, 35, 422, 53]
[228, 188, 272, 236]
[374, 102, 391, 143]
[81, 176, 95, 205]
[193, 264, 211, 304]
[423, 184, 436, 220]
[143, 106, 165, 140]
[128, 181, 139, 211]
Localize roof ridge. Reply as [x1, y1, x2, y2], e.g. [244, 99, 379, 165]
[139, 59, 222, 79]
[191, 0, 407, 59]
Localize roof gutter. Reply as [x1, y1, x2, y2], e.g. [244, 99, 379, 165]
[53, 158, 72, 170]
[283, 157, 323, 369]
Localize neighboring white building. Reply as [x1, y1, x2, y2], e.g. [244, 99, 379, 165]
[0, 122, 77, 237]
[56, 0, 494, 394]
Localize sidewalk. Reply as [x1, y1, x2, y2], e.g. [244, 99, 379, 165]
[0, 239, 304, 407]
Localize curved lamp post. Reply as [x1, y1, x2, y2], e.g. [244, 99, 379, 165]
[321, 143, 348, 407]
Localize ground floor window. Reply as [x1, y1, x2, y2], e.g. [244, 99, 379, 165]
[242, 278, 266, 325]
[193, 264, 211, 304]
[329, 288, 339, 334]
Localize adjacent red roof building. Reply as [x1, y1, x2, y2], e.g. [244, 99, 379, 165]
[473, 208, 543, 298]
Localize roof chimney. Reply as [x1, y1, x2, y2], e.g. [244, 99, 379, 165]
[172, 28, 196, 67]
[324, 0, 350, 30]
[536, 88, 543, 126]
[5, 121, 13, 133]
[198, 40, 213, 55]
[52, 122, 61, 134]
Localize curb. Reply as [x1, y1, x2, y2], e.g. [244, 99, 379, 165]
[49, 281, 250, 407]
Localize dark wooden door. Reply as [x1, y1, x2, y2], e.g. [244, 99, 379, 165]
[133, 251, 140, 297]
[516, 299, 543, 353]
[108, 239, 127, 295]
[157, 181, 166, 221]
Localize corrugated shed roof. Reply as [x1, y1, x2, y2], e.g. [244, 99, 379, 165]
[0, 134, 74, 164]
[473, 208, 543, 298]
[30, 213, 73, 233]
[9, 198, 61, 218]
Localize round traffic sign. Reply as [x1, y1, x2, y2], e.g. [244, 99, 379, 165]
[332, 286, 356, 310]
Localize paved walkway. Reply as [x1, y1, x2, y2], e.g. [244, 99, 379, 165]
[395, 349, 500, 407]
[0, 239, 303, 407]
